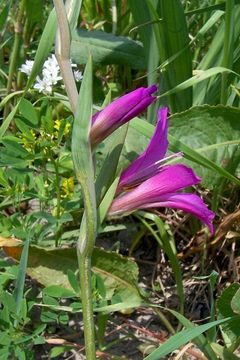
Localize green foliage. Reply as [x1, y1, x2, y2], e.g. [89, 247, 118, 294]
[217, 283, 240, 349]
[0, 286, 46, 359]
[71, 29, 146, 69]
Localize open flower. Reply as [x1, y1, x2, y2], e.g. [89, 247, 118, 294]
[33, 76, 53, 94]
[117, 107, 180, 193]
[108, 108, 215, 233]
[19, 60, 34, 76]
[90, 85, 157, 147]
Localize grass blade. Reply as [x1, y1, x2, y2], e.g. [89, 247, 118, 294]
[144, 317, 233, 360]
[13, 234, 31, 327]
[221, 0, 235, 104]
[146, 0, 192, 113]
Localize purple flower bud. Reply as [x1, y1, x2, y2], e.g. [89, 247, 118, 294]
[90, 85, 157, 147]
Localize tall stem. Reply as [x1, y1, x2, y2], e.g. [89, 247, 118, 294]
[78, 255, 96, 358]
[53, 2, 96, 359]
[52, 157, 62, 247]
[53, 0, 78, 113]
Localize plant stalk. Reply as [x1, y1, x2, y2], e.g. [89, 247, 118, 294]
[78, 254, 96, 358]
[53, 3, 96, 358]
[53, 0, 78, 113]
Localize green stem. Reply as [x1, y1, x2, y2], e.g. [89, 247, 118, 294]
[52, 1, 96, 354]
[4, 0, 25, 117]
[154, 308, 176, 335]
[78, 254, 96, 358]
[52, 157, 62, 247]
[220, 0, 234, 104]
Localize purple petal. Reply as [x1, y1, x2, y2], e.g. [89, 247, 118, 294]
[142, 193, 215, 234]
[90, 85, 157, 147]
[109, 164, 201, 215]
[118, 107, 169, 191]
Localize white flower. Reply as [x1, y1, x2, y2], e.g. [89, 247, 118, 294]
[42, 67, 62, 85]
[33, 76, 53, 94]
[74, 70, 83, 82]
[43, 54, 60, 72]
[21, 54, 82, 95]
[19, 60, 34, 76]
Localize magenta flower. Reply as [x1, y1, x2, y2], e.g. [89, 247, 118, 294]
[108, 108, 215, 233]
[117, 107, 174, 193]
[90, 85, 157, 147]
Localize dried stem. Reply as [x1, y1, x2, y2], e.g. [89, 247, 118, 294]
[53, 0, 78, 113]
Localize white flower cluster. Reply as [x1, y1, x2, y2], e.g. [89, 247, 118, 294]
[19, 55, 83, 95]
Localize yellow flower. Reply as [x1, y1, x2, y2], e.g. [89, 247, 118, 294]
[61, 177, 74, 198]
[21, 130, 36, 151]
[54, 119, 71, 136]
[54, 119, 61, 131]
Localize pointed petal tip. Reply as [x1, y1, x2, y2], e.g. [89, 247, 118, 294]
[148, 84, 158, 94]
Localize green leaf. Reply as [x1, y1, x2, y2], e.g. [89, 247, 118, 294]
[231, 288, 240, 314]
[19, 99, 39, 126]
[3, 246, 143, 307]
[67, 0, 82, 32]
[67, 269, 80, 294]
[25, 0, 43, 27]
[217, 283, 240, 347]
[72, 55, 96, 254]
[194, 5, 240, 105]
[26, 8, 57, 89]
[70, 29, 145, 69]
[13, 234, 31, 327]
[1, 138, 29, 158]
[0, 1, 11, 31]
[169, 105, 240, 188]
[159, 67, 239, 100]
[144, 317, 233, 360]
[97, 176, 119, 226]
[95, 125, 128, 206]
[128, 0, 159, 122]
[146, 0, 192, 113]
[169, 310, 218, 360]
[50, 346, 72, 358]
[211, 343, 240, 360]
[43, 285, 76, 299]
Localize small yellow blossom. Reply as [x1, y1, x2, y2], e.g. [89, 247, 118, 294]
[61, 177, 74, 198]
[21, 130, 37, 151]
[54, 119, 71, 136]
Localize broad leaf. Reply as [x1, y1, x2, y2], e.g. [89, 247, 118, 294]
[3, 246, 143, 306]
[217, 283, 240, 347]
[231, 288, 240, 314]
[70, 29, 145, 69]
[169, 105, 240, 188]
